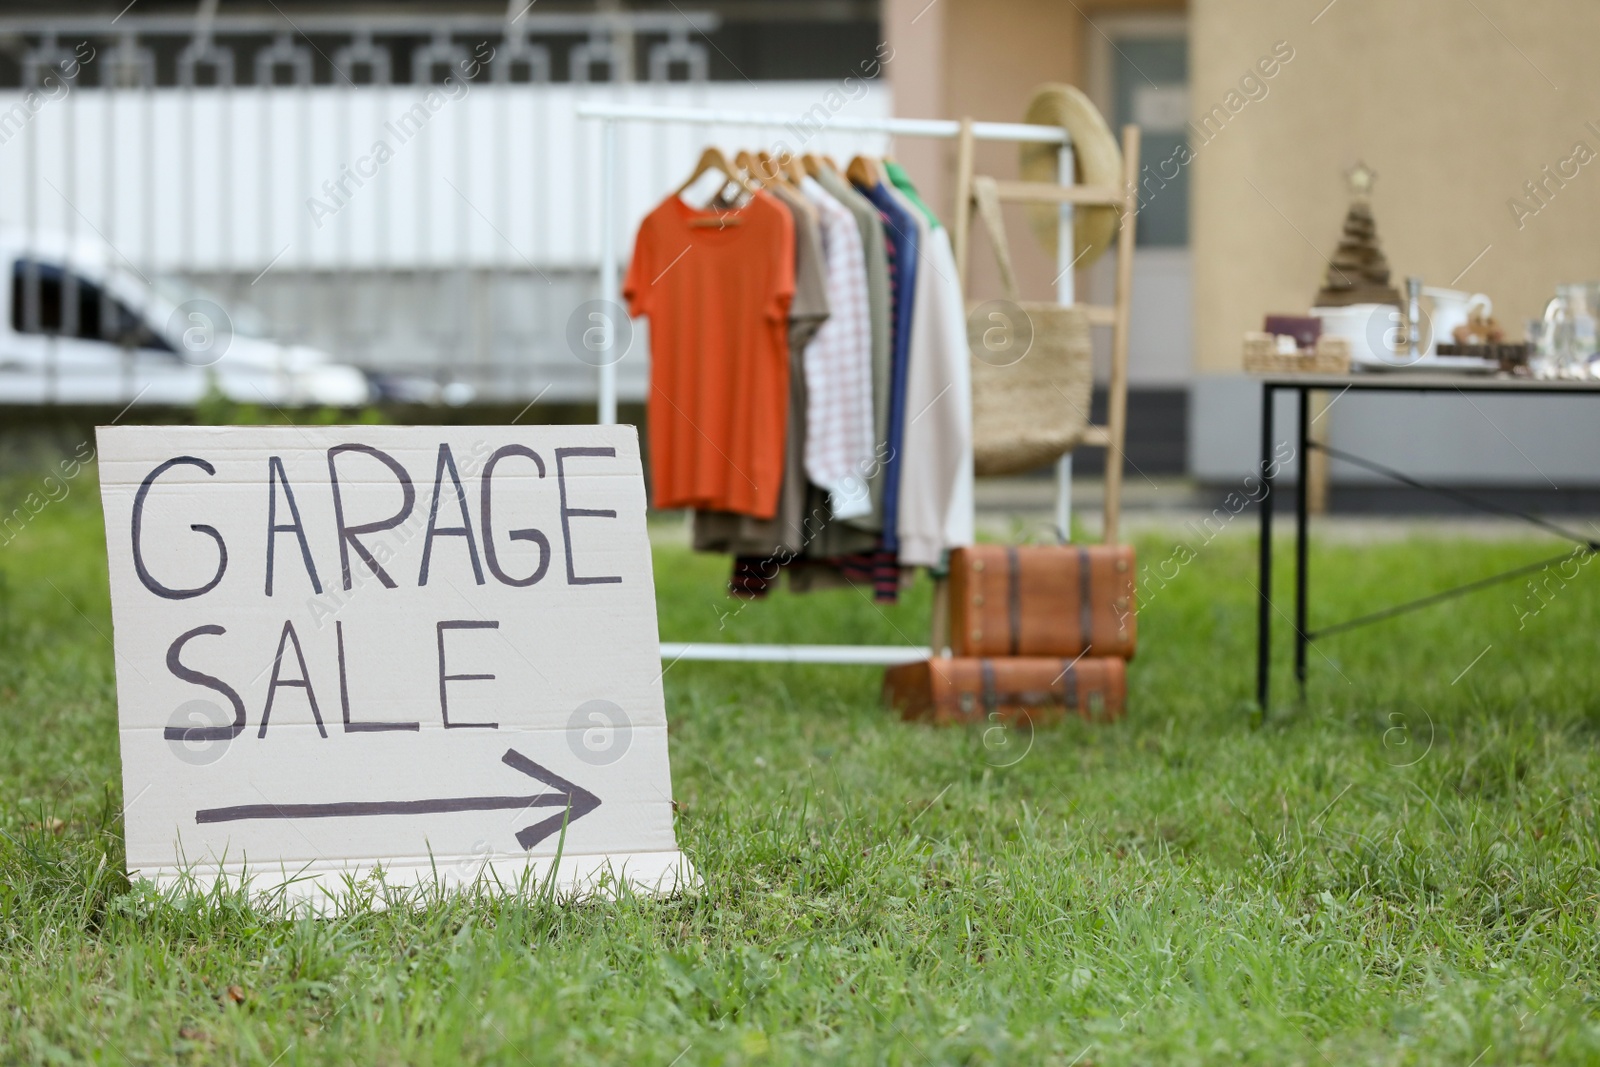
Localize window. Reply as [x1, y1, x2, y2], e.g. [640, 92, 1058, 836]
[1106, 34, 1190, 249]
[11, 260, 171, 350]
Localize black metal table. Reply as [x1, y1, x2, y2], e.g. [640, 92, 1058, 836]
[1254, 372, 1600, 713]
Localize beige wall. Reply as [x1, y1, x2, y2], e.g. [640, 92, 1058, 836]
[1192, 0, 1600, 371]
[889, 0, 1600, 378]
[881, 0, 949, 221]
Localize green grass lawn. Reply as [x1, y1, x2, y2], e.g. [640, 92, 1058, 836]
[3, 461, 1600, 1065]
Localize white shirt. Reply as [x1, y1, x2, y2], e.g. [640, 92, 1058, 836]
[881, 183, 974, 566]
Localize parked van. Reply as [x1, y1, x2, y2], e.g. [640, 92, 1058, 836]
[0, 231, 373, 407]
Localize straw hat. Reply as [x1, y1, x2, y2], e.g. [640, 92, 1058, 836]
[1018, 84, 1122, 269]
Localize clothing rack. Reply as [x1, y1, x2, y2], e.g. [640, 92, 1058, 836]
[575, 101, 1121, 667]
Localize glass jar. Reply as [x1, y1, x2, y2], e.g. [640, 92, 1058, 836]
[1527, 318, 1558, 379]
[1557, 283, 1599, 378]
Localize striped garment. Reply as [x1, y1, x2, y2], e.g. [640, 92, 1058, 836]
[798, 176, 877, 520]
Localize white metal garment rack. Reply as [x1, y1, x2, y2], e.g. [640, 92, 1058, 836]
[576, 101, 1082, 666]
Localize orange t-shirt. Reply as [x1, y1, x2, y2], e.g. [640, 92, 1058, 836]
[624, 192, 795, 518]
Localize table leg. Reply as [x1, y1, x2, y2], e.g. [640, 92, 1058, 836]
[1295, 386, 1309, 694]
[1257, 382, 1275, 714]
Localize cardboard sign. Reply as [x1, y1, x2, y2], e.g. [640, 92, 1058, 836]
[97, 425, 691, 904]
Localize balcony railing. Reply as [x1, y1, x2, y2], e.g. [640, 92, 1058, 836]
[0, 11, 721, 89]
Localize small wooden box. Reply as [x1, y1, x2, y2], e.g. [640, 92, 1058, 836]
[884, 656, 1127, 726]
[1243, 333, 1351, 375]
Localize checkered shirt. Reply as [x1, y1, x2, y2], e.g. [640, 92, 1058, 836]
[799, 176, 877, 515]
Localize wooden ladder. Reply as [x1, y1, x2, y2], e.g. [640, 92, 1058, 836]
[950, 119, 1142, 546]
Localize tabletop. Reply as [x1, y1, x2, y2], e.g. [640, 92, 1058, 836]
[1250, 372, 1600, 392]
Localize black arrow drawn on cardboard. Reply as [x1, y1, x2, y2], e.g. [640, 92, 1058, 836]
[193, 749, 601, 849]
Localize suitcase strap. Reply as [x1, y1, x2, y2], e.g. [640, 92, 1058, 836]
[1077, 545, 1093, 654]
[979, 660, 999, 717]
[1005, 546, 1021, 656]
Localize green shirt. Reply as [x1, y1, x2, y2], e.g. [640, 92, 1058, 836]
[883, 160, 941, 229]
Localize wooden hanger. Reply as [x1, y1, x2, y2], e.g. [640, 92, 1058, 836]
[674, 146, 750, 197]
[674, 146, 754, 227]
[847, 154, 881, 187]
[778, 151, 806, 185]
[755, 150, 795, 188]
[801, 153, 825, 179]
[734, 149, 766, 186]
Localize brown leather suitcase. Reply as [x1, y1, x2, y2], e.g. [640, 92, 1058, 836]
[883, 656, 1126, 726]
[947, 544, 1136, 659]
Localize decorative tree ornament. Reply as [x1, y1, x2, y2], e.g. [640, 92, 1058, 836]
[1314, 160, 1403, 308]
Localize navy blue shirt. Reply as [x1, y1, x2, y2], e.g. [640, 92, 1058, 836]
[856, 181, 918, 553]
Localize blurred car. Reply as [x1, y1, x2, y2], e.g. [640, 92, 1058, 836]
[0, 230, 373, 407]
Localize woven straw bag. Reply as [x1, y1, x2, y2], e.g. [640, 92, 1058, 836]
[967, 176, 1093, 476]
